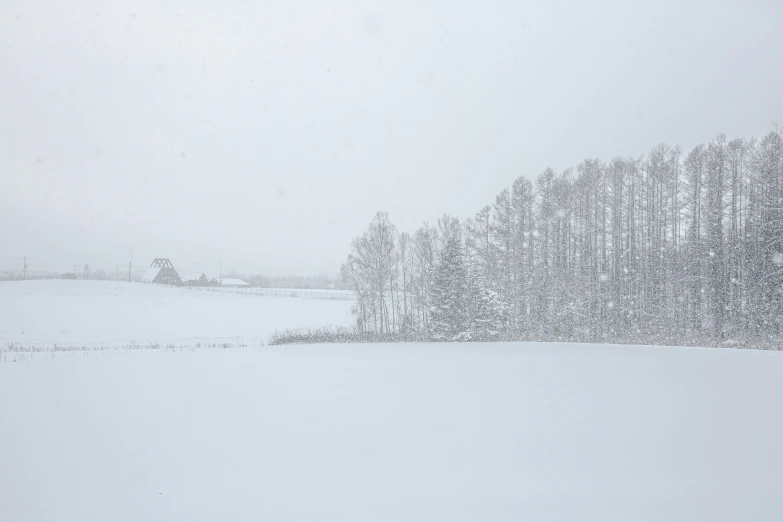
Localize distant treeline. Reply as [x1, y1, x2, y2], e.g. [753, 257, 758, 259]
[0, 264, 133, 282]
[0, 266, 346, 290]
[337, 127, 783, 349]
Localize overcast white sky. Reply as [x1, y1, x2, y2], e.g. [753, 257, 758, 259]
[1, 0, 781, 277]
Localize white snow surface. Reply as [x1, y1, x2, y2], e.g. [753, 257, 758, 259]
[0, 280, 353, 350]
[1, 342, 782, 521]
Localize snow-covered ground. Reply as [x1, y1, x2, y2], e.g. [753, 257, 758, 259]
[190, 285, 354, 300]
[1, 342, 782, 521]
[0, 280, 354, 351]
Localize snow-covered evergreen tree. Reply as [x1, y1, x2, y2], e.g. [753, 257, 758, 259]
[430, 217, 467, 341]
[464, 256, 507, 341]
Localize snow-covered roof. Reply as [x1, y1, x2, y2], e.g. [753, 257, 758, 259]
[220, 278, 249, 286]
[140, 266, 161, 283]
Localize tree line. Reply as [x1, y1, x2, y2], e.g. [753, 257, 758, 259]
[341, 128, 783, 347]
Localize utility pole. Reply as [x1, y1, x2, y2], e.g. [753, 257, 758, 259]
[23, 256, 27, 280]
[128, 246, 133, 282]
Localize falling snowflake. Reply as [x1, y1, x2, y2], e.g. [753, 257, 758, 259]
[599, 273, 609, 282]
[773, 252, 783, 266]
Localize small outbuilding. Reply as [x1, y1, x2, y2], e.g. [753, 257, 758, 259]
[184, 272, 209, 286]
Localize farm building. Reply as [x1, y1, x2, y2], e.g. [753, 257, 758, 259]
[140, 258, 183, 286]
[219, 278, 251, 288]
[183, 272, 209, 286]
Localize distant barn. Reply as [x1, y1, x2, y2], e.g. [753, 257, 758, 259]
[183, 272, 209, 286]
[141, 258, 183, 286]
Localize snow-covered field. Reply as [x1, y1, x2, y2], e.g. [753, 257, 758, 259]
[0, 280, 354, 351]
[1, 281, 782, 520]
[1, 342, 782, 521]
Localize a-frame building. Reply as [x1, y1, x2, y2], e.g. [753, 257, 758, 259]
[140, 258, 184, 286]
